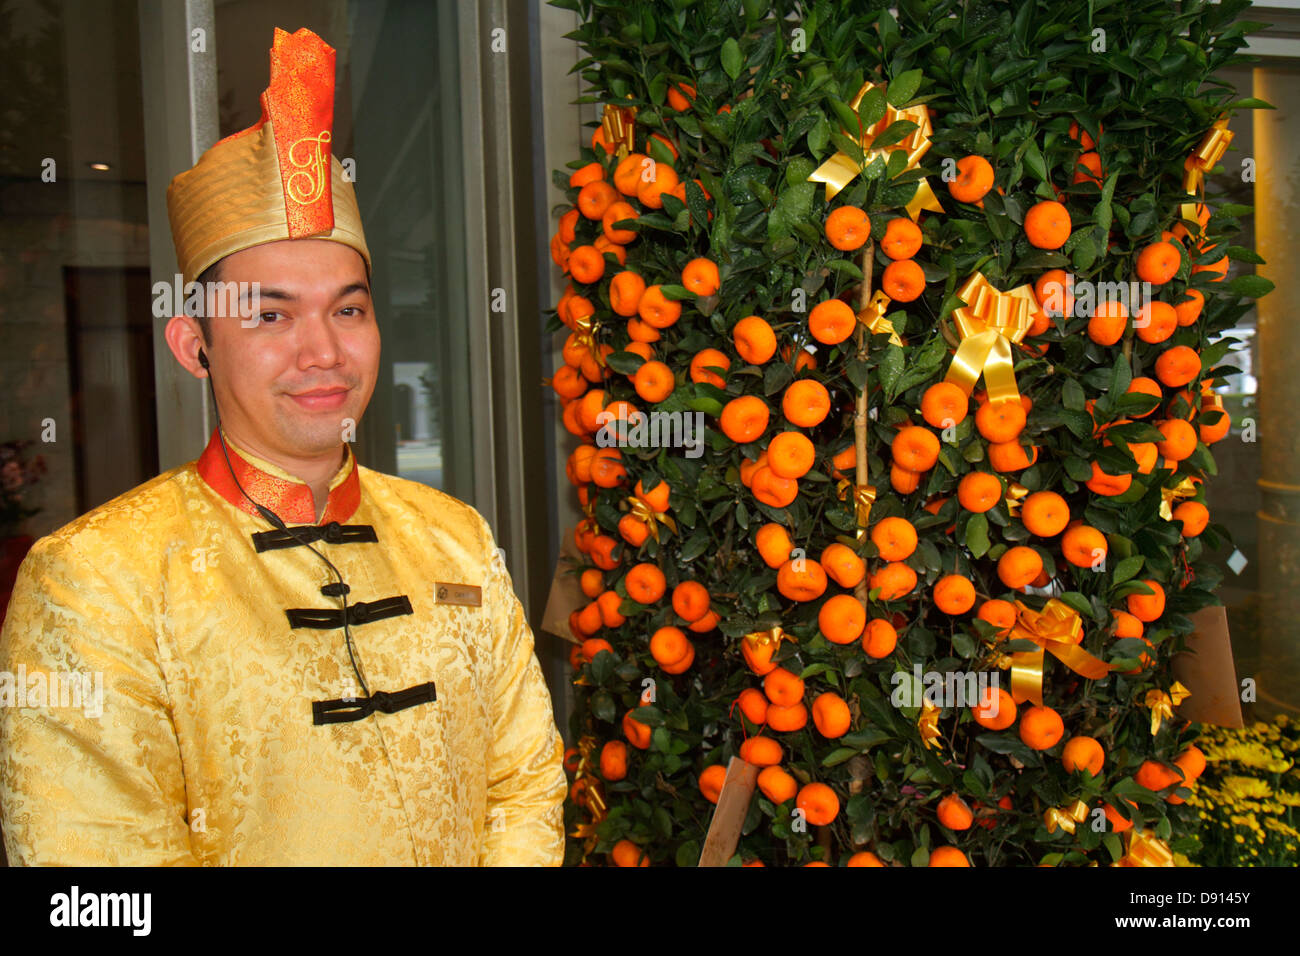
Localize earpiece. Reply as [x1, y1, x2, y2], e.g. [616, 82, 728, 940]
[198, 349, 210, 370]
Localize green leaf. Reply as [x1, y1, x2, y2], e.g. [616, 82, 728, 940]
[1112, 555, 1145, 585]
[1224, 274, 1274, 298]
[886, 69, 923, 106]
[822, 747, 860, 767]
[966, 512, 991, 558]
[721, 38, 743, 80]
[1062, 378, 1086, 411]
[858, 86, 887, 127]
[828, 98, 862, 138]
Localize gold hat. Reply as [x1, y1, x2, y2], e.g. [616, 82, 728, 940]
[166, 27, 370, 286]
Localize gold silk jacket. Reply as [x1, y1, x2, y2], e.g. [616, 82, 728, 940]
[0, 430, 566, 865]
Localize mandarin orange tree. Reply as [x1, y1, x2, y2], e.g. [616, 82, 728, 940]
[547, 0, 1270, 866]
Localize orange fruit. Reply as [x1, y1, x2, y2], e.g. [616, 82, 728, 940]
[633, 360, 675, 403]
[739, 452, 768, 488]
[975, 399, 1027, 443]
[763, 667, 805, 707]
[881, 217, 924, 260]
[672, 581, 711, 623]
[600, 740, 629, 781]
[1034, 269, 1075, 317]
[1126, 377, 1163, 417]
[1024, 200, 1072, 249]
[776, 557, 828, 602]
[608, 269, 647, 317]
[1021, 490, 1070, 537]
[1061, 736, 1105, 776]
[739, 735, 783, 767]
[579, 568, 605, 599]
[649, 625, 692, 668]
[1088, 299, 1128, 346]
[1018, 704, 1065, 750]
[597, 589, 626, 628]
[625, 563, 667, 605]
[1135, 301, 1178, 344]
[750, 465, 799, 508]
[1136, 241, 1182, 284]
[928, 846, 971, 867]
[567, 244, 606, 285]
[626, 316, 661, 343]
[757, 765, 798, 804]
[1175, 745, 1207, 784]
[666, 82, 696, 111]
[921, 382, 969, 429]
[1155, 417, 1197, 461]
[577, 180, 619, 220]
[590, 447, 627, 488]
[972, 686, 1016, 730]
[1111, 609, 1144, 639]
[933, 574, 976, 615]
[892, 426, 940, 471]
[869, 561, 917, 601]
[1072, 151, 1103, 185]
[1061, 524, 1107, 568]
[558, 207, 580, 245]
[808, 299, 857, 345]
[1086, 460, 1132, 497]
[824, 205, 871, 251]
[1192, 247, 1229, 281]
[819, 594, 867, 645]
[637, 285, 683, 329]
[1135, 760, 1181, 792]
[880, 259, 925, 302]
[997, 545, 1043, 590]
[820, 542, 866, 589]
[733, 315, 778, 364]
[593, 234, 627, 266]
[847, 851, 886, 867]
[948, 155, 994, 203]
[796, 782, 840, 826]
[602, 200, 639, 244]
[635, 161, 679, 209]
[1069, 120, 1101, 149]
[766, 701, 808, 732]
[937, 794, 974, 831]
[613, 153, 651, 195]
[755, 523, 794, 569]
[623, 709, 652, 749]
[988, 439, 1038, 472]
[681, 257, 721, 296]
[690, 348, 731, 387]
[1104, 802, 1135, 833]
[870, 516, 918, 561]
[782, 380, 831, 428]
[687, 609, 720, 634]
[699, 763, 728, 804]
[1155, 345, 1201, 388]
[977, 599, 1017, 636]
[1127, 579, 1166, 622]
[891, 464, 921, 494]
[862, 618, 898, 658]
[957, 471, 1002, 513]
[634, 477, 671, 513]
[720, 395, 771, 444]
[738, 687, 769, 726]
[611, 838, 649, 867]
[811, 692, 851, 738]
[764, 431, 816, 478]
[1173, 288, 1204, 326]
[1172, 500, 1209, 537]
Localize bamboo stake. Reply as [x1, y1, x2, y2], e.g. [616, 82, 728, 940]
[853, 240, 875, 607]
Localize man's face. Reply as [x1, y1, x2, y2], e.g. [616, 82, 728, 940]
[202, 238, 378, 462]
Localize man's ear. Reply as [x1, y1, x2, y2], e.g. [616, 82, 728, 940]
[164, 314, 209, 379]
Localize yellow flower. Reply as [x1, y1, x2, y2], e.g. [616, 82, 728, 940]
[1223, 776, 1273, 800]
[1277, 791, 1300, 808]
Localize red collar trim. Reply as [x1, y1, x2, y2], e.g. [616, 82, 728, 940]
[195, 429, 360, 524]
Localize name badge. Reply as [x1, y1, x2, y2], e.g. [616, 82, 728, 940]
[435, 582, 482, 607]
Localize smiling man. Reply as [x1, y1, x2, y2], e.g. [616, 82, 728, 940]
[0, 28, 566, 866]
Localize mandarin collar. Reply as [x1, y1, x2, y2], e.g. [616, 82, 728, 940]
[195, 428, 361, 524]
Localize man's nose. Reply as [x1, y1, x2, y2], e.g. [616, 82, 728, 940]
[298, 313, 343, 369]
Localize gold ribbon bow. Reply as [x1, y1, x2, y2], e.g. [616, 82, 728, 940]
[855, 289, 903, 345]
[808, 80, 944, 219]
[1005, 599, 1112, 705]
[573, 312, 606, 369]
[1181, 116, 1232, 224]
[625, 496, 678, 543]
[1005, 481, 1029, 517]
[1044, 800, 1089, 835]
[1118, 829, 1176, 867]
[600, 103, 637, 161]
[918, 700, 943, 751]
[569, 734, 608, 855]
[743, 625, 796, 654]
[1159, 476, 1199, 522]
[836, 478, 878, 541]
[944, 272, 1040, 405]
[1143, 682, 1191, 736]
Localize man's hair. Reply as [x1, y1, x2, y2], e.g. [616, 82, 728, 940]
[194, 259, 220, 347]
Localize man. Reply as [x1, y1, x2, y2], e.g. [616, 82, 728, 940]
[0, 27, 566, 865]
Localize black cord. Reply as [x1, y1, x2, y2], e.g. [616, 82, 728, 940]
[202, 360, 370, 699]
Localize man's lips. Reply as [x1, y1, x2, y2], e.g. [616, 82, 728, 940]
[287, 386, 352, 410]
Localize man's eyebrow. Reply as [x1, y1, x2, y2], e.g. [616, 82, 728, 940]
[337, 282, 371, 299]
[242, 287, 294, 304]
